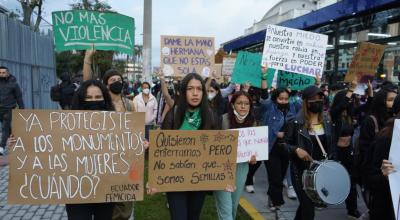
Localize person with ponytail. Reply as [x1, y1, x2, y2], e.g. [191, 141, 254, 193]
[285, 85, 337, 220]
[214, 91, 257, 220]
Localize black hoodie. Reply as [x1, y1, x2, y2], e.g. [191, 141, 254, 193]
[0, 74, 24, 110]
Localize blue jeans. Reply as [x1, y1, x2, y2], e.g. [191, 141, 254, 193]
[214, 162, 249, 220]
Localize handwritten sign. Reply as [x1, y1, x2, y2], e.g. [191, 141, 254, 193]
[160, 35, 215, 77]
[262, 24, 328, 77]
[52, 10, 135, 55]
[9, 110, 145, 204]
[222, 56, 237, 76]
[233, 126, 268, 163]
[266, 68, 316, 90]
[148, 130, 238, 192]
[344, 42, 386, 83]
[231, 51, 263, 88]
[389, 120, 400, 220]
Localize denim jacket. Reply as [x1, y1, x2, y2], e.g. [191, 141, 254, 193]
[261, 99, 300, 152]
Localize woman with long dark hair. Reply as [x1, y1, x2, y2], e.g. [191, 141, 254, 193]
[330, 87, 361, 218]
[153, 73, 219, 220]
[365, 95, 400, 220]
[66, 79, 115, 220]
[357, 83, 397, 205]
[214, 91, 256, 220]
[208, 80, 228, 123]
[285, 85, 336, 220]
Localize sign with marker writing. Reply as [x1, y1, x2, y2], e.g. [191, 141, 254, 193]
[266, 68, 316, 90]
[231, 51, 263, 88]
[344, 42, 386, 83]
[52, 10, 135, 55]
[9, 110, 145, 204]
[160, 35, 215, 77]
[234, 126, 268, 163]
[262, 24, 328, 77]
[148, 130, 238, 192]
[222, 56, 237, 76]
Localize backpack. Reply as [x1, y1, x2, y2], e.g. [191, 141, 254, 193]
[50, 84, 61, 102]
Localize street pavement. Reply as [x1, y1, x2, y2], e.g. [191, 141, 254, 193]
[0, 156, 68, 220]
[242, 163, 368, 220]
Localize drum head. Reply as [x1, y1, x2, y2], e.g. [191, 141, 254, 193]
[314, 161, 351, 205]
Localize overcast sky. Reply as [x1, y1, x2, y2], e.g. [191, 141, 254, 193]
[2, 0, 280, 66]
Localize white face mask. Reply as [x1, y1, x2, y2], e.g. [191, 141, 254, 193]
[208, 93, 216, 101]
[233, 108, 248, 121]
[142, 88, 150, 94]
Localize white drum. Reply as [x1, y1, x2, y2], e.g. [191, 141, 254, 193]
[302, 160, 351, 205]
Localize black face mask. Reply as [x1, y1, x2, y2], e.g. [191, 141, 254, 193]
[387, 107, 393, 116]
[277, 103, 289, 111]
[109, 81, 123, 94]
[308, 101, 324, 113]
[0, 76, 7, 81]
[82, 100, 106, 110]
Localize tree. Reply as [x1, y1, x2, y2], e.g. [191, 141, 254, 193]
[19, 0, 43, 32]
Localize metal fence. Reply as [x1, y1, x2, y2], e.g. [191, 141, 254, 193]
[0, 13, 58, 109]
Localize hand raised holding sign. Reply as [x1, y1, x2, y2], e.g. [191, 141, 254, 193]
[146, 182, 158, 196]
[249, 155, 257, 165]
[6, 134, 16, 152]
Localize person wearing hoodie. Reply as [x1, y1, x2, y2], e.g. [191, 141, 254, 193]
[0, 66, 24, 155]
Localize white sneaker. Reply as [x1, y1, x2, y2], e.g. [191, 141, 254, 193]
[287, 186, 297, 199]
[245, 185, 255, 193]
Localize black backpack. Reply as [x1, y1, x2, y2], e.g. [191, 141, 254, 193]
[50, 84, 61, 102]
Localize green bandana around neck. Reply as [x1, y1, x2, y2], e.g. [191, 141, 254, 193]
[180, 108, 202, 130]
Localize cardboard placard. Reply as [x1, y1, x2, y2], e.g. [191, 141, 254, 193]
[214, 64, 223, 84]
[52, 10, 135, 55]
[160, 35, 215, 77]
[9, 110, 145, 204]
[222, 56, 237, 76]
[234, 126, 268, 163]
[262, 24, 328, 78]
[344, 42, 386, 83]
[231, 51, 263, 88]
[266, 68, 316, 90]
[148, 130, 238, 192]
[389, 120, 400, 220]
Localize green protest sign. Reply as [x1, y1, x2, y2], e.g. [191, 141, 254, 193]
[231, 51, 263, 88]
[52, 10, 135, 55]
[266, 68, 315, 90]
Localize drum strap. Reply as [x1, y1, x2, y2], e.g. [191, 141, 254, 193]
[314, 133, 327, 159]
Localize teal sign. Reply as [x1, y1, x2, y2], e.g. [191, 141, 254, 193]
[231, 51, 263, 88]
[52, 10, 135, 55]
[267, 68, 315, 90]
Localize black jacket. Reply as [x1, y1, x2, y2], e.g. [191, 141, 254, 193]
[0, 74, 24, 110]
[366, 135, 395, 220]
[285, 112, 336, 170]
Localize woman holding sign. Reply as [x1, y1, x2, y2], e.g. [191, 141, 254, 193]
[261, 87, 300, 215]
[66, 79, 116, 220]
[214, 90, 257, 220]
[365, 95, 400, 220]
[149, 73, 219, 220]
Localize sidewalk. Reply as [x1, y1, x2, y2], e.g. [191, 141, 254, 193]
[0, 156, 68, 220]
[240, 164, 368, 220]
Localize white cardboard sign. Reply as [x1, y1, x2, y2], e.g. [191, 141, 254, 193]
[389, 120, 400, 220]
[262, 24, 328, 78]
[233, 126, 268, 163]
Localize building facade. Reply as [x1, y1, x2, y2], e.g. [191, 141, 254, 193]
[222, 0, 400, 84]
